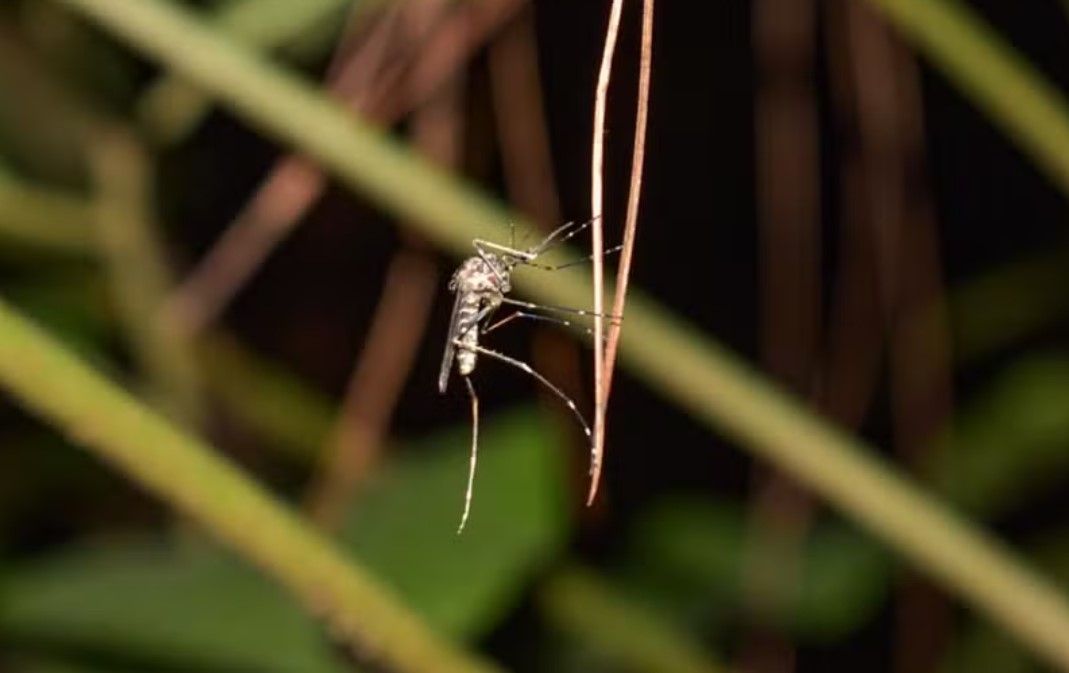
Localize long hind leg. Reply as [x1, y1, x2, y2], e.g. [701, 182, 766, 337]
[458, 341, 596, 479]
[457, 376, 479, 534]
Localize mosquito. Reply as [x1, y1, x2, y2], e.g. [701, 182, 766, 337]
[440, 219, 621, 532]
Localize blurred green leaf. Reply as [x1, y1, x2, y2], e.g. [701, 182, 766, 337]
[929, 355, 1069, 517]
[2, 542, 349, 673]
[539, 566, 727, 673]
[938, 625, 1036, 673]
[0, 406, 569, 670]
[339, 406, 571, 637]
[626, 498, 891, 640]
[3, 273, 109, 359]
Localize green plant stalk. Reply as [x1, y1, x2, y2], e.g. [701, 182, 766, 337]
[201, 333, 335, 459]
[89, 132, 204, 426]
[539, 566, 726, 673]
[859, 0, 1069, 198]
[41, 0, 1069, 669]
[0, 165, 95, 254]
[138, 0, 372, 144]
[0, 297, 502, 673]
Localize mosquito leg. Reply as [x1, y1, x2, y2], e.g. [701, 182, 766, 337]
[483, 310, 608, 343]
[458, 376, 479, 534]
[475, 218, 592, 261]
[527, 219, 587, 255]
[462, 342, 593, 445]
[524, 244, 624, 272]
[499, 297, 623, 323]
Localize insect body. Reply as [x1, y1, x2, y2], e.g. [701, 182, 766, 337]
[439, 253, 510, 393]
[440, 221, 617, 532]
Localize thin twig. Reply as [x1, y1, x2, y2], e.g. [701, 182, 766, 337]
[592, 0, 655, 504]
[307, 29, 460, 525]
[369, 0, 528, 122]
[489, 7, 596, 493]
[162, 0, 521, 338]
[843, 5, 955, 670]
[742, 0, 819, 669]
[307, 250, 439, 527]
[161, 3, 414, 338]
[589, 0, 624, 505]
[488, 6, 561, 227]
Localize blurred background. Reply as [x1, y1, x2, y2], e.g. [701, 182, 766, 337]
[0, 0, 1068, 672]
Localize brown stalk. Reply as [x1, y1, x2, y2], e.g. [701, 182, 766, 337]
[162, 0, 522, 339]
[820, 1, 887, 429]
[842, 5, 954, 672]
[590, 0, 655, 505]
[305, 250, 439, 527]
[160, 3, 413, 338]
[489, 9, 597, 504]
[305, 2, 464, 528]
[488, 7, 561, 227]
[741, 0, 820, 670]
[369, 0, 528, 123]
[588, 0, 624, 505]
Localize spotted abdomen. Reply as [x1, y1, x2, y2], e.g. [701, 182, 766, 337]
[455, 293, 481, 376]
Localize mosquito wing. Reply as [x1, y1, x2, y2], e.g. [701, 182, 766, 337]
[438, 291, 464, 394]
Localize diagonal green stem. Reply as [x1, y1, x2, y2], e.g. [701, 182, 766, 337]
[0, 297, 502, 673]
[0, 164, 95, 254]
[40, 0, 1069, 669]
[138, 0, 372, 143]
[539, 566, 727, 673]
[860, 0, 1069, 197]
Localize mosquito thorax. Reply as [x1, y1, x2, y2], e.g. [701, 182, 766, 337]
[453, 254, 511, 295]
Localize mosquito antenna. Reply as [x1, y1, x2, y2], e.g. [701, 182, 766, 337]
[525, 243, 624, 272]
[458, 376, 479, 534]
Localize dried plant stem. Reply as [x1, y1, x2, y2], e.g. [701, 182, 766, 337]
[596, 0, 654, 503]
[588, 0, 625, 505]
[488, 8, 561, 227]
[161, 5, 410, 338]
[307, 49, 459, 526]
[45, 0, 1069, 667]
[743, 0, 819, 669]
[163, 0, 521, 338]
[307, 251, 438, 526]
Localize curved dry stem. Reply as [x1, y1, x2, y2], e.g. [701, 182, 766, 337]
[597, 0, 655, 503]
[589, 0, 625, 505]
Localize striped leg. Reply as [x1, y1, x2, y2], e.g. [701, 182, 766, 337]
[483, 310, 608, 344]
[459, 340, 593, 447]
[457, 376, 479, 534]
